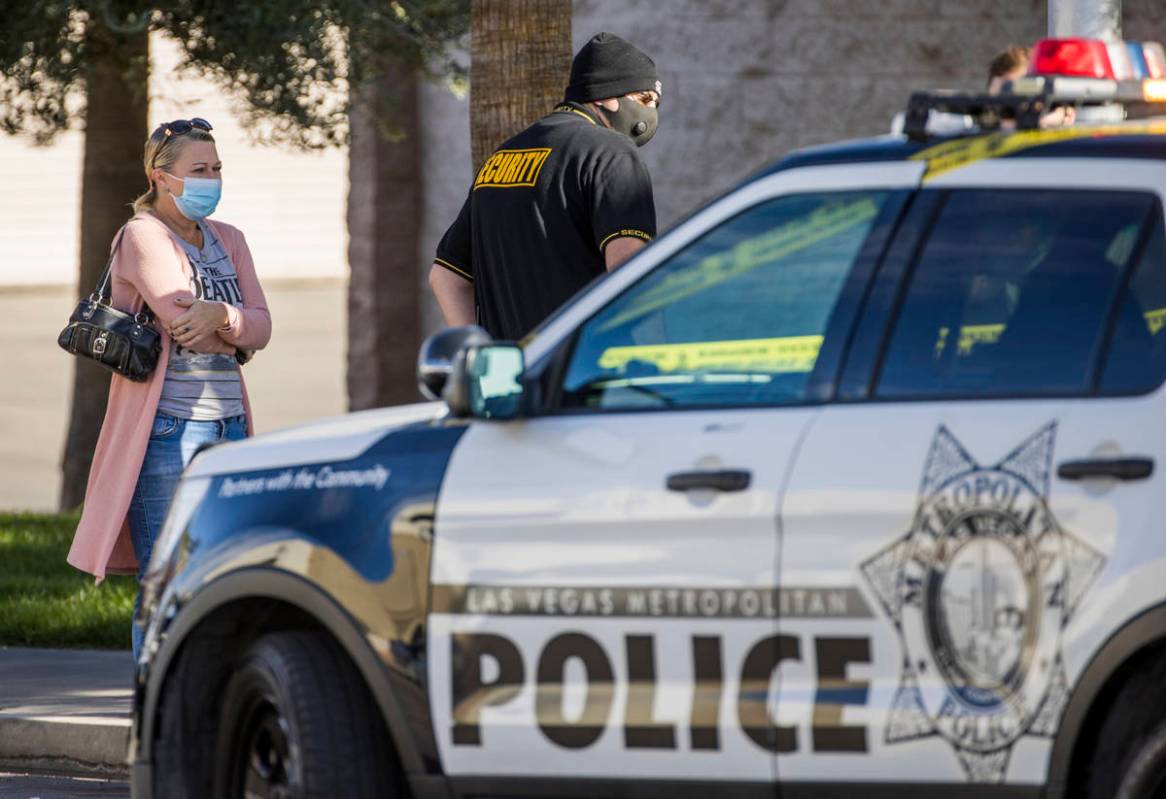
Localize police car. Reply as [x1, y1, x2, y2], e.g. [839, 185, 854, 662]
[133, 38, 1166, 799]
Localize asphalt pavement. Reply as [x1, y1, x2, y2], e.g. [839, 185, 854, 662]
[0, 772, 127, 798]
[0, 648, 132, 775]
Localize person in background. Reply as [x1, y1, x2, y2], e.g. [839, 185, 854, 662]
[988, 44, 1076, 126]
[987, 45, 1032, 95]
[67, 118, 271, 660]
[429, 32, 661, 341]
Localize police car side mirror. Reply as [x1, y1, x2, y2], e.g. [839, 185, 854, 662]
[417, 325, 493, 402]
[444, 343, 526, 420]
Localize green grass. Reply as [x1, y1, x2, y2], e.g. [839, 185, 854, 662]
[0, 513, 135, 649]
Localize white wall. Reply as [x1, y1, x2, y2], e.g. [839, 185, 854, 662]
[0, 32, 349, 287]
[0, 132, 85, 286]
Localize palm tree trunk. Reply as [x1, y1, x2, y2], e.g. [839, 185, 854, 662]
[59, 18, 148, 511]
[470, 0, 573, 173]
[346, 66, 423, 410]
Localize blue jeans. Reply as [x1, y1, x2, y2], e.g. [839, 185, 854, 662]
[128, 412, 246, 659]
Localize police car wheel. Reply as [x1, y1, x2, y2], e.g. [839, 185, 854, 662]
[1087, 656, 1166, 798]
[213, 631, 397, 798]
[1115, 720, 1166, 799]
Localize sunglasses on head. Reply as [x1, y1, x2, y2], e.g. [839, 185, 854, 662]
[157, 117, 213, 138]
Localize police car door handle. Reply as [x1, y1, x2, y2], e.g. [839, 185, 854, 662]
[666, 469, 752, 493]
[1057, 457, 1155, 482]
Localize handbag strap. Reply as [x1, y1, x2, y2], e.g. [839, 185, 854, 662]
[90, 226, 154, 323]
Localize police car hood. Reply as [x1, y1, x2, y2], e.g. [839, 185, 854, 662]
[185, 401, 448, 479]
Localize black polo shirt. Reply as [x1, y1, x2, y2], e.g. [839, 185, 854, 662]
[435, 102, 656, 341]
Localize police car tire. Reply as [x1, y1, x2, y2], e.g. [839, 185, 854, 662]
[152, 635, 220, 797]
[1114, 720, 1166, 799]
[213, 631, 399, 798]
[1087, 655, 1166, 798]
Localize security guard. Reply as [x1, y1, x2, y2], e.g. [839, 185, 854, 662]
[429, 32, 661, 341]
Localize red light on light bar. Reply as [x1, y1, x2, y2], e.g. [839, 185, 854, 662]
[1031, 38, 1115, 79]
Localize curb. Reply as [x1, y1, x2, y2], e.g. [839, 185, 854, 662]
[0, 715, 129, 776]
[0, 646, 134, 777]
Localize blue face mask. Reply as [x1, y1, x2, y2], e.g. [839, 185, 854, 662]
[166, 174, 222, 221]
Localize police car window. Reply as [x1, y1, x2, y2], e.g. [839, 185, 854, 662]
[559, 191, 890, 409]
[1101, 213, 1166, 394]
[876, 189, 1157, 399]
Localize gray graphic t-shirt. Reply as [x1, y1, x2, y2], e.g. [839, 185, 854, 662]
[157, 221, 245, 420]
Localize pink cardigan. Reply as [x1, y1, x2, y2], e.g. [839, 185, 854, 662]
[67, 213, 271, 580]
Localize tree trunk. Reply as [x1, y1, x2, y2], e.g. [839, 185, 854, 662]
[470, 0, 573, 173]
[346, 65, 424, 411]
[59, 19, 149, 511]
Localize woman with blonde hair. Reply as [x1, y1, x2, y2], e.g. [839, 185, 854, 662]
[68, 118, 271, 658]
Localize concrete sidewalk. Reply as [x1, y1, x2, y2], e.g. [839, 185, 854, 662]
[0, 648, 132, 775]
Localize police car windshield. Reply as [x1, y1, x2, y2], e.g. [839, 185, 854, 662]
[560, 190, 891, 410]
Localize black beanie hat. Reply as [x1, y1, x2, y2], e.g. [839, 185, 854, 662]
[564, 32, 660, 104]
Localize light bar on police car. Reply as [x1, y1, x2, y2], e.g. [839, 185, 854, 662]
[1029, 37, 1159, 80]
[1031, 38, 1115, 78]
[902, 36, 1166, 139]
[1142, 42, 1166, 78]
[1144, 79, 1166, 103]
[1026, 37, 1166, 101]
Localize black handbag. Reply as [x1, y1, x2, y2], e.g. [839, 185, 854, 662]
[57, 229, 162, 382]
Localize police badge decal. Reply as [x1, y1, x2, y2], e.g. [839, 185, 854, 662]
[861, 423, 1105, 783]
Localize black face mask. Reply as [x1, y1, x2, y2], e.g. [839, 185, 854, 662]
[605, 97, 658, 147]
